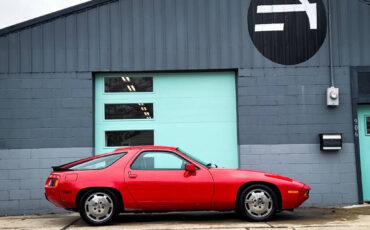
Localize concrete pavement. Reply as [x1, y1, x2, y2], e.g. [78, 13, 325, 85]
[0, 204, 370, 229]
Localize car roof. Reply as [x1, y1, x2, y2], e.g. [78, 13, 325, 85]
[111, 145, 177, 153]
[57, 145, 178, 169]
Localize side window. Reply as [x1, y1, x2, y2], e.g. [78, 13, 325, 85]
[131, 151, 188, 170]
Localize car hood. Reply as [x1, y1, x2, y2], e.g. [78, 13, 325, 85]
[208, 168, 305, 185]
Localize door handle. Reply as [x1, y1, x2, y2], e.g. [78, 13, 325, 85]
[128, 173, 137, 178]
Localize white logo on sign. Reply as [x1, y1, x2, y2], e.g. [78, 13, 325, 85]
[254, 0, 317, 32]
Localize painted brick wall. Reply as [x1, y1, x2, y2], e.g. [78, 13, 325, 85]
[240, 143, 358, 206]
[0, 71, 95, 215]
[0, 65, 359, 215]
[237, 66, 358, 206]
[237, 66, 353, 144]
[0, 147, 92, 215]
[0, 72, 93, 149]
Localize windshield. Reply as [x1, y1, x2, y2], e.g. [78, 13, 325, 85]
[67, 153, 125, 170]
[177, 148, 209, 167]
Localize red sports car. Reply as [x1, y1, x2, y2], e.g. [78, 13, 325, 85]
[45, 146, 310, 225]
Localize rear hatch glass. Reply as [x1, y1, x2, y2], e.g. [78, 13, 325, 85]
[53, 153, 125, 171]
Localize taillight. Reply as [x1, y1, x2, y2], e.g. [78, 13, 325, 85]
[48, 178, 59, 187]
[303, 184, 310, 197]
[47, 175, 60, 187]
[304, 189, 310, 197]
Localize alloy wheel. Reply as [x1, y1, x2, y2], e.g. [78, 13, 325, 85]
[244, 188, 273, 218]
[84, 192, 114, 223]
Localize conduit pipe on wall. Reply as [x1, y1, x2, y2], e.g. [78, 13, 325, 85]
[328, 0, 334, 87]
[326, 0, 339, 107]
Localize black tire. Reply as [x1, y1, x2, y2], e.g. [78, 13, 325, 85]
[238, 184, 277, 221]
[79, 189, 119, 226]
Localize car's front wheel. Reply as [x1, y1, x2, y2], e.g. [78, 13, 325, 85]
[79, 189, 118, 226]
[238, 184, 277, 221]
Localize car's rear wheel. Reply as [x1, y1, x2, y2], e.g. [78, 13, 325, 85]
[238, 184, 277, 221]
[79, 189, 118, 226]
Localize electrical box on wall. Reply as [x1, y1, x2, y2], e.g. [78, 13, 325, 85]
[319, 133, 342, 151]
[327, 87, 339, 107]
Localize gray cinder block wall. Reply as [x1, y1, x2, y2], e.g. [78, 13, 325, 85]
[0, 72, 94, 215]
[0, 148, 92, 215]
[238, 66, 358, 206]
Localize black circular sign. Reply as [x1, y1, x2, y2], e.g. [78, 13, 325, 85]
[248, 0, 327, 65]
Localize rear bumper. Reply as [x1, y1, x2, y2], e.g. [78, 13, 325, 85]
[45, 187, 75, 208]
[45, 188, 64, 208]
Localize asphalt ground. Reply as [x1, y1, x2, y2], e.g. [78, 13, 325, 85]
[1, 204, 370, 230]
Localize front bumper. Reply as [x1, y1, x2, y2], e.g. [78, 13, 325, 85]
[296, 184, 311, 206]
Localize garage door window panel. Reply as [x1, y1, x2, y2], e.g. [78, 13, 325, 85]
[105, 130, 154, 147]
[104, 76, 153, 92]
[105, 103, 153, 119]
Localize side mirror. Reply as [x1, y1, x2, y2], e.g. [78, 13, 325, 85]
[185, 163, 196, 175]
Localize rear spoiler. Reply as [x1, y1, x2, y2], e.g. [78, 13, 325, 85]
[51, 166, 73, 172]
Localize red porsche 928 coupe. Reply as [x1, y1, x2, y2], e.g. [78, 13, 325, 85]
[45, 146, 310, 225]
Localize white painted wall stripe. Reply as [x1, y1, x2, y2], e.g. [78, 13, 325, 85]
[256, 0, 318, 30]
[255, 23, 284, 32]
[257, 4, 308, 13]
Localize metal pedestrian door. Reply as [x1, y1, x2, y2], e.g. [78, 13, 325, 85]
[358, 105, 370, 201]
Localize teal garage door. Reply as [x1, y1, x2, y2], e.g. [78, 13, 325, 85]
[95, 72, 238, 168]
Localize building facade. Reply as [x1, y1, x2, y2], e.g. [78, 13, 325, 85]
[1, 0, 370, 215]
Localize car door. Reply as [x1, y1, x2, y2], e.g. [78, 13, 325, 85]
[124, 150, 214, 210]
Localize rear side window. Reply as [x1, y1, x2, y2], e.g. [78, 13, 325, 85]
[67, 153, 125, 170]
